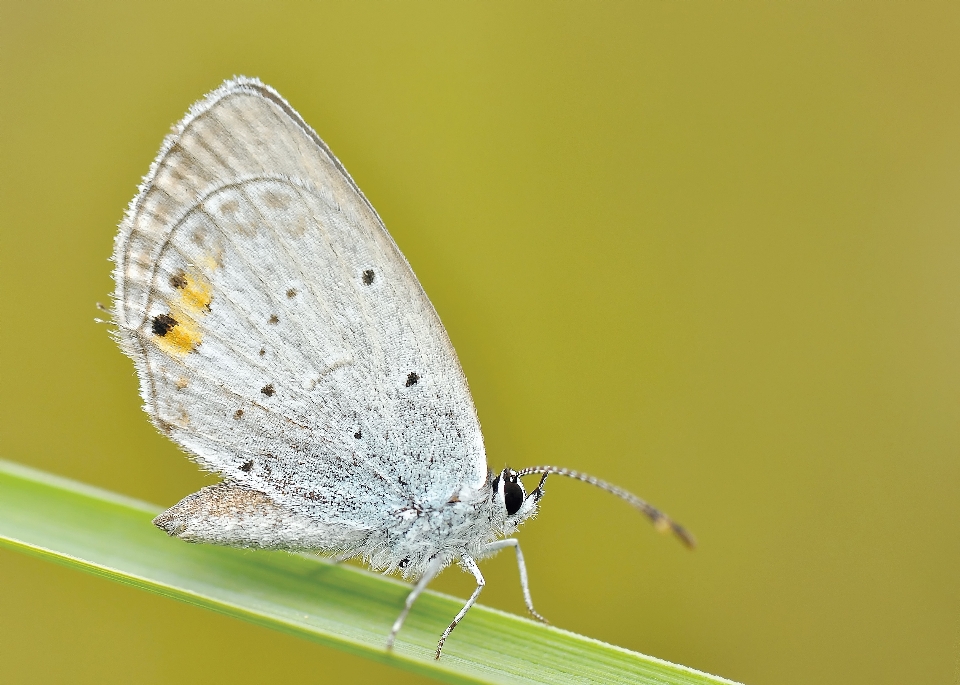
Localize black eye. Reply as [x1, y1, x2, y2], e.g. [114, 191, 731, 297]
[503, 480, 524, 515]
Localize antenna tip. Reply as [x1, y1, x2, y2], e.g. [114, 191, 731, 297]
[673, 524, 698, 549]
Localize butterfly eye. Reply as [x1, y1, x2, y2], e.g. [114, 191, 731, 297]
[503, 480, 524, 515]
[494, 470, 526, 516]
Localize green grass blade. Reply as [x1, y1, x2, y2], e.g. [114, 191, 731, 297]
[0, 459, 738, 685]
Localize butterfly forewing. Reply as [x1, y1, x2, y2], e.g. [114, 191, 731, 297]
[112, 78, 487, 533]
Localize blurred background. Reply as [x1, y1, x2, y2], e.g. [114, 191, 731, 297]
[2, 2, 959, 684]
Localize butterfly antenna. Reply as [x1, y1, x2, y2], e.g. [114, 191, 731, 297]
[516, 465, 696, 549]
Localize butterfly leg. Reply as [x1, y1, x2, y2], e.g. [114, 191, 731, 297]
[482, 538, 548, 623]
[434, 556, 485, 659]
[385, 556, 443, 652]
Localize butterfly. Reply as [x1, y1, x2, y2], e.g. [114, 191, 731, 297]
[110, 76, 694, 659]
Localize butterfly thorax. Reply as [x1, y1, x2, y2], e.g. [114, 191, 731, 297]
[361, 494, 500, 578]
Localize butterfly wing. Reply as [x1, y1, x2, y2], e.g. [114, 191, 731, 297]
[112, 77, 487, 542]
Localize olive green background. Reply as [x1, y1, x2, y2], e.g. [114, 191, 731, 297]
[2, 3, 958, 684]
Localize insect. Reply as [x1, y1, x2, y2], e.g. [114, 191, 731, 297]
[110, 77, 694, 659]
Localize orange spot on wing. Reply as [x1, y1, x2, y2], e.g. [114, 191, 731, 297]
[151, 266, 216, 358]
[178, 272, 213, 314]
[154, 318, 202, 357]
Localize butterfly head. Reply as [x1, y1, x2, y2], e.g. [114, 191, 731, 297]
[492, 467, 546, 532]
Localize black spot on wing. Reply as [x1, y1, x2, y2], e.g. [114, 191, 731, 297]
[152, 314, 178, 337]
[259, 348, 266, 356]
[286, 288, 297, 298]
[362, 269, 375, 285]
[169, 272, 188, 289]
[354, 429, 362, 439]
[405, 372, 419, 387]
[233, 409, 244, 420]
[261, 384, 275, 397]
[239, 459, 254, 472]
[268, 314, 279, 324]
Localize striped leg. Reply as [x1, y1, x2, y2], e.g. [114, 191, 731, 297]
[482, 538, 547, 623]
[434, 556, 484, 659]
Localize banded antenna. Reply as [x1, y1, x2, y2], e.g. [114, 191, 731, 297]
[516, 465, 696, 549]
